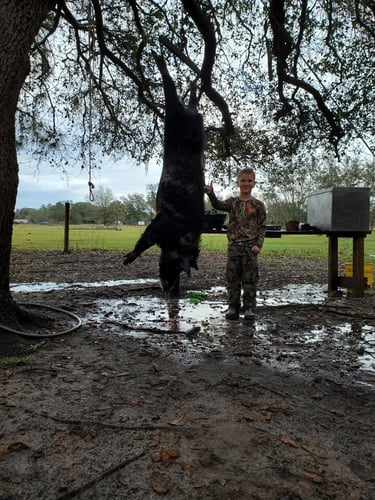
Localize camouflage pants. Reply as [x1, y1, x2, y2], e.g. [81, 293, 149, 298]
[226, 244, 259, 310]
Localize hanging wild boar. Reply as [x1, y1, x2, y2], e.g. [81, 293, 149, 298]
[123, 54, 205, 294]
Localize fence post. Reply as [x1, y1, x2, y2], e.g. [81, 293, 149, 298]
[63, 202, 70, 254]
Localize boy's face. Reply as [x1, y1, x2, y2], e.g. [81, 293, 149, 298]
[237, 173, 255, 195]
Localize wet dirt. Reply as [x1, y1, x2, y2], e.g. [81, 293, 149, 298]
[1, 250, 375, 499]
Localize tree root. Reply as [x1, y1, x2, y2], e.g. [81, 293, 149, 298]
[56, 449, 146, 499]
[26, 408, 192, 432]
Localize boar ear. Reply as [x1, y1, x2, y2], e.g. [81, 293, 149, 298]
[180, 257, 191, 277]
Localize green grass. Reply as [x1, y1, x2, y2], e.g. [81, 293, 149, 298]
[12, 223, 375, 264]
[12, 224, 136, 251]
[1, 356, 31, 368]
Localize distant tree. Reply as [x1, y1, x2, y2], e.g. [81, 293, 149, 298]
[314, 159, 375, 193]
[34, 204, 51, 224]
[261, 158, 317, 225]
[70, 202, 98, 224]
[145, 184, 158, 220]
[48, 201, 66, 223]
[262, 157, 375, 226]
[314, 158, 375, 229]
[90, 186, 116, 225]
[14, 207, 36, 221]
[109, 200, 125, 225]
[122, 193, 149, 225]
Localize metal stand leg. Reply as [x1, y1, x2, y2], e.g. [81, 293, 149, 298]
[352, 237, 365, 297]
[328, 235, 338, 293]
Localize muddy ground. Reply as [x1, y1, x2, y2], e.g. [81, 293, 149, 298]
[1, 250, 375, 499]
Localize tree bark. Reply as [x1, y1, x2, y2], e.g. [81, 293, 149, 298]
[0, 1, 52, 324]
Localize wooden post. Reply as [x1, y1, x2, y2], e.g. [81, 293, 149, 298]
[63, 202, 70, 254]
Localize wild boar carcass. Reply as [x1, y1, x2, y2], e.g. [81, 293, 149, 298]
[123, 55, 204, 294]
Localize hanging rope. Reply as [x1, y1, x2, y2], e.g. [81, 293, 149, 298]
[87, 2, 95, 202]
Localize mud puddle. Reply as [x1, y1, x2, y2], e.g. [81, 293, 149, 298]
[10, 278, 158, 293]
[85, 284, 375, 385]
[11, 278, 375, 385]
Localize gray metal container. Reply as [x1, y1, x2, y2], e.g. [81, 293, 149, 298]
[306, 187, 370, 233]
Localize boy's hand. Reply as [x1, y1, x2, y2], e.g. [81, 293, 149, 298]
[204, 181, 213, 194]
[251, 245, 261, 254]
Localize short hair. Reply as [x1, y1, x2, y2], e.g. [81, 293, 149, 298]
[236, 168, 255, 181]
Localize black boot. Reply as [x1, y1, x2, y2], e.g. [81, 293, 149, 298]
[243, 285, 256, 320]
[225, 288, 240, 320]
[225, 307, 240, 320]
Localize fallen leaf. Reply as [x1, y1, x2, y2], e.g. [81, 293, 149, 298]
[168, 415, 187, 426]
[239, 412, 257, 422]
[303, 471, 324, 483]
[151, 448, 180, 463]
[58, 482, 79, 493]
[50, 364, 62, 371]
[165, 448, 180, 458]
[5, 400, 17, 408]
[183, 460, 200, 471]
[58, 484, 71, 492]
[151, 452, 163, 462]
[129, 399, 141, 407]
[297, 480, 312, 493]
[118, 473, 129, 487]
[280, 437, 299, 448]
[274, 338, 285, 345]
[151, 472, 172, 493]
[0, 441, 29, 456]
[161, 451, 171, 463]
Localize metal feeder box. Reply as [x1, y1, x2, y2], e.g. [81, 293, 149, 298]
[307, 187, 370, 233]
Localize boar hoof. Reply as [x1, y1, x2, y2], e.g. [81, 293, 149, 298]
[123, 252, 136, 265]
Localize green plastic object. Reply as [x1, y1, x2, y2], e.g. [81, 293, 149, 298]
[188, 291, 206, 303]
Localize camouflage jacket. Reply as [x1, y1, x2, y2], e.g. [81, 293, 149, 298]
[207, 192, 267, 248]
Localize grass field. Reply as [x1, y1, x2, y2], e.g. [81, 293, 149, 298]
[11, 223, 375, 264]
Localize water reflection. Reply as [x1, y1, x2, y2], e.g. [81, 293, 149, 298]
[10, 278, 374, 383]
[10, 278, 158, 293]
[88, 290, 375, 382]
[166, 296, 180, 331]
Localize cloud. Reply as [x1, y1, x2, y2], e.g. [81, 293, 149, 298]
[16, 156, 162, 209]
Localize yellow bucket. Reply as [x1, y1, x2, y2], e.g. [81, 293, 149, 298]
[344, 263, 373, 294]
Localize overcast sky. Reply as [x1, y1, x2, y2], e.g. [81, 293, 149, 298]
[16, 155, 163, 209]
[16, 155, 239, 210]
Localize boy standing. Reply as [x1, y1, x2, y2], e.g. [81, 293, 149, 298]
[204, 168, 266, 320]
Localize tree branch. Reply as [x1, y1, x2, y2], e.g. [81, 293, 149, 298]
[269, 0, 344, 147]
[90, 0, 162, 118]
[180, 0, 234, 137]
[159, 35, 201, 75]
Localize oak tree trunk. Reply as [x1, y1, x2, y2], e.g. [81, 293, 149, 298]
[0, 1, 52, 326]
